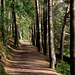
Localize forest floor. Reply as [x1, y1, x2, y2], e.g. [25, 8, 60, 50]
[2, 40, 61, 75]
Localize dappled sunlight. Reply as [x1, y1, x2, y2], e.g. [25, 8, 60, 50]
[0, 0, 71, 74]
[5, 67, 59, 75]
[3, 40, 61, 75]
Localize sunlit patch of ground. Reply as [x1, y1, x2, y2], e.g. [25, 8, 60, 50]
[3, 40, 61, 75]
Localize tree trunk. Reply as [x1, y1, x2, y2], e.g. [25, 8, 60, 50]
[60, 24, 66, 61]
[6, 10, 10, 34]
[28, 26, 29, 40]
[49, 0, 56, 69]
[35, 0, 42, 52]
[60, 12, 66, 61]
[35, 0, 40, 51]
[34, 22, 36, 46]
[43, 0, 47, 55]
[14, 13, 18, 47]
[70, 0, 75, 75]
[39, 2, 43, 53]
[22, 26, 24, 39]
[32, 22, 35, 45]
[1, 0, 5, 44]
[12, 0, 18, 47]
[43, 0, 50, 56]
[32, 23, 34, 45]
[18, 24, 22, 40]
[60, 7, 70, 61]
[46, 0, 49, 56]
[34, 21, 37, 46]
[12, 11, 15, 37]
[18, 16, 22, 40]
[41, 1, 44, 53]
[8, 10, 10, 32]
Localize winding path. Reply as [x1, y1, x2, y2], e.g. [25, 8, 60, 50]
[3, 40, 61, 75]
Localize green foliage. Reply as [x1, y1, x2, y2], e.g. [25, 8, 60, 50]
[0, 0, 35, 40]
[54, 1, 70, 58]
[0, 63, 9, 75]
[29, 40, 32, 45]
[45, 56, 70, 75]
[19, 40, 23, 44]
[0, 42, 14, 59]
[55, 59, 70, 75]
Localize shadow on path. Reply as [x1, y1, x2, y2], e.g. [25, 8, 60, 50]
[3, 40, 61, 75]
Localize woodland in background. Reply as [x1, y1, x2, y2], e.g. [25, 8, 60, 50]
[0, 0, 75, 75]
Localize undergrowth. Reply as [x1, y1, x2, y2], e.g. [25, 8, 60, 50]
[55, 59, 70, 75]
[0, 63, 9, 75]
[45, 56, 70, 75]
[0, 42, 14, 59]
[0, 39, 14, 75]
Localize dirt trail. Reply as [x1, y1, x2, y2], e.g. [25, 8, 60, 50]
[3, 40, 61, 75]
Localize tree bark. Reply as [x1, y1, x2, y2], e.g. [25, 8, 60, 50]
[35, 0, 40, 51]
[11, 0, 15, 37]
[41, 1, 44, 53]
[35, 0, 42, 52]
[60, 7, 69, 61]
[60, 11, 66, 61]
[18, 23, 22, 40]
[32, 22, 35, 45]
[32, 23, 34, 45]
[18, 16, 22, 40]
[14, 13, 18, 47]
[12, 0, 18, 47]
[70, 0, 75, 75]
[46, 0, 49, 56]
[1, 0, 5, 44]
[8, 10, 10, 32]
[22, 26, 24, 39]
[60, 23, 66, 61]
[43, 0, 47, 55]
[49, 0, 56, 69]
[34, 22, 36, 46]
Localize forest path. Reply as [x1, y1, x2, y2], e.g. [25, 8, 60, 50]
[3, 40, 61, 75]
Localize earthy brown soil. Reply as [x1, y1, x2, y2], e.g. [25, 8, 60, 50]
[3, 40, 61, 75]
